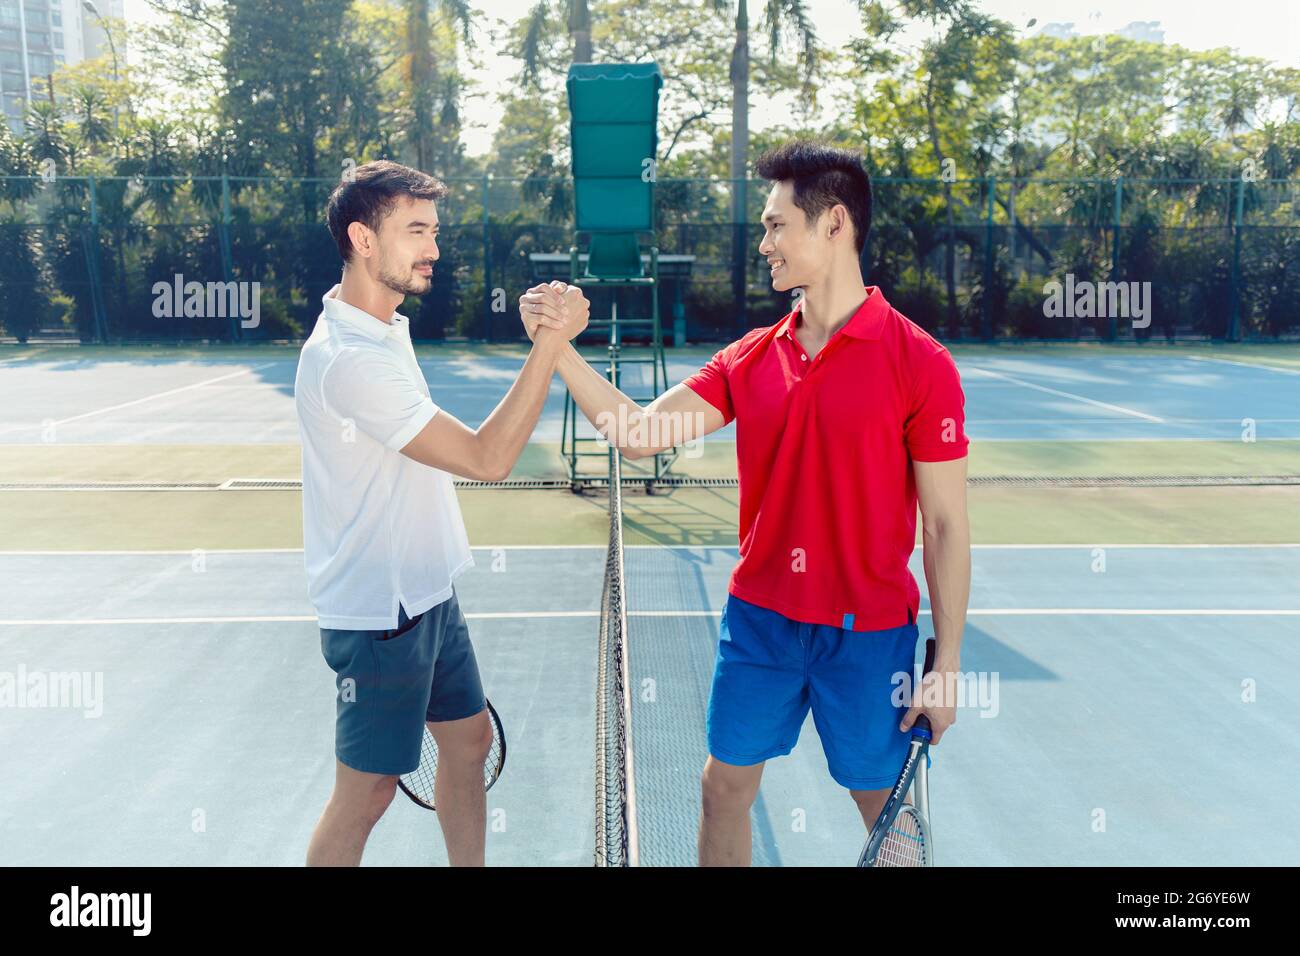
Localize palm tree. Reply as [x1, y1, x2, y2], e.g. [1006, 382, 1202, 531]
[710, 1, 817, 328]
[405, 0, 474, 172]
[23, 100, 67, 172]
[70, 87, 114, 152]
[0, 120, 39, 204]
[518, 0, 594, 85]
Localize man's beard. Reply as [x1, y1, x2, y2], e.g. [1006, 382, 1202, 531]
[377, 259, 432, 296]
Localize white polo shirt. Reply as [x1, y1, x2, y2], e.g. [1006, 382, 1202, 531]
[294, 285, 473, 630]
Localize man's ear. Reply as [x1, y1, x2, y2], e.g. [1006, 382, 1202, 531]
[828, 204, 847, 241]
[346, 220, 373, 259]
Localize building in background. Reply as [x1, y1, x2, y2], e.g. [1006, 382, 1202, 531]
[1037, 21, 1168, 44]
[0, 0, 126, 134]
[1117, 21, 1166, 44]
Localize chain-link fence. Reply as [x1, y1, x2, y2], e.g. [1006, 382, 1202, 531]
[1, 174, 1295, 343]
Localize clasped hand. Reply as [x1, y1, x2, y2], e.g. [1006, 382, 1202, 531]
[518, 280, 590, 342]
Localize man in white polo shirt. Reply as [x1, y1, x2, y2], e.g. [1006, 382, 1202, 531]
[296, 160, 587, 866]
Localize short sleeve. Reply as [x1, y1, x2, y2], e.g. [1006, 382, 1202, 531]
[904, 348, 969, 462]
[321, 351, 438, 451]
[681, 344, 737, 425]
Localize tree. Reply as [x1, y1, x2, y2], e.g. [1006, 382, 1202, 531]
[710, 1, 818, 327]
[404, 0, 474, 173]
[517, 0, 596, 84]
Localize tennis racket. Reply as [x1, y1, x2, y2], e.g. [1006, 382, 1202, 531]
[857, 637, 935, 867]
[398, 699, 506, 811]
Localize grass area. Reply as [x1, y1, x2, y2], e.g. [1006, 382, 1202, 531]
[4, 439, 1297, 483]
[3, 484, 1298, 551]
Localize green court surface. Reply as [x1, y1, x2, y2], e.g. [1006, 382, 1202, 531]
[4, 437, 1300, 482]
[2, 431, 1298, 549]
[3, 484, 1300, 551]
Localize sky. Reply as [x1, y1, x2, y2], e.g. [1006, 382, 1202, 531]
[123, 0, 1299, 158]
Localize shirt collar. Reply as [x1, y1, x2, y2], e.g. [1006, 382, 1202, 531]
[777, 286, 890, 342]
[321, 284, 405, 341]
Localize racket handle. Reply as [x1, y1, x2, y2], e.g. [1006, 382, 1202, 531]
[913, 713, 932, 741]
[907, 638, 937, 742]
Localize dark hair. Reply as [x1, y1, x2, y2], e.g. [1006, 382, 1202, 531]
[754, 140, 872, 254]
[325, 160, 448, 262]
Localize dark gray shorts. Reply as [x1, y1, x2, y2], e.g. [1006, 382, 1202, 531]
[320, 589, 485, 775]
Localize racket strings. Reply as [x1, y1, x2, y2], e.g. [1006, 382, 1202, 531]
[875, 807, 928, 867]
[400, 708, 505, 809]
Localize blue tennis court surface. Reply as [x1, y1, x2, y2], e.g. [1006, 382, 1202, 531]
[2, 349, 1298, 443]
[1, 543, 1296, 865]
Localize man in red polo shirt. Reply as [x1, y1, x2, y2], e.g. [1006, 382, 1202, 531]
[520, 139, 970, 866]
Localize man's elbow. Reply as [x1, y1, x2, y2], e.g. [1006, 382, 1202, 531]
[478, 456, 512, 482]
[468, 444, 512, 482]
[922, 510, 968, 540]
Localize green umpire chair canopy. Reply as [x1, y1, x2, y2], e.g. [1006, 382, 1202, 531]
[567, 62, 663, 243]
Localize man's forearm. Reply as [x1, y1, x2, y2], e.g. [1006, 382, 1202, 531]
[474, 335, 563, 478]
[921, 518, 971, 669]
[555, 343, 648, 449]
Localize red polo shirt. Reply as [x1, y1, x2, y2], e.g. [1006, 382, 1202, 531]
[682, 286, 969, 632]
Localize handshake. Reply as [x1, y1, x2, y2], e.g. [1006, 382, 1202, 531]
[518, 281, 590, 344]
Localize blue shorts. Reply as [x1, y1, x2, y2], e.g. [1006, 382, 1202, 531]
[319, 590, 486, 776]
[706, 593, 920, 790]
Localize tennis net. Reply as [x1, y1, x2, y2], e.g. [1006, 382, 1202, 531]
[594, 433, 639, 866]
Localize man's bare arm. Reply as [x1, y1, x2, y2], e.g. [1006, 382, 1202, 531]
[519, 283, 727, 458]
[557, 351, 727, 459]
[397, 333, 565, 481]
[908, 456, 971, 744]
[399, 286, 588, 480]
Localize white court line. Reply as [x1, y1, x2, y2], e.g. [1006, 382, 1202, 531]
[0, 548, 310, 555]
[2, 543, 1300, 556]
[0, 363, 277, 433]
[947, 543, 1300, 549]
[1182, 355, 1300, 377]
[968, 418, 1300, 425]
[961, 608, 1300, 615]
[964, 366, 1165, 423]
[971, 436, 1300, 441]
[170, 382, 289, 390]
[0, 348, 49, 364]
[2, 608, 1299, 626]
[630, 608, 1300, 617]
